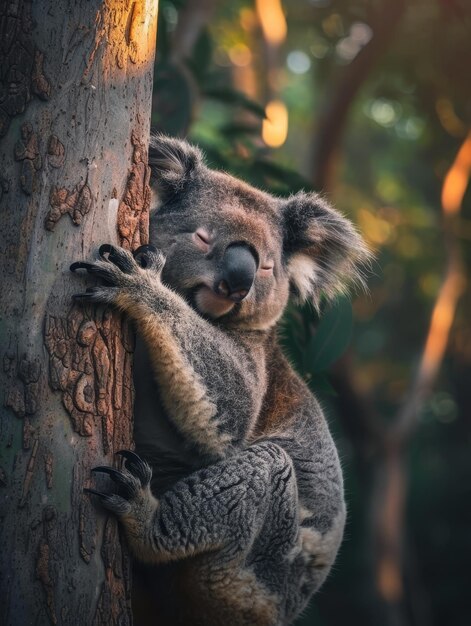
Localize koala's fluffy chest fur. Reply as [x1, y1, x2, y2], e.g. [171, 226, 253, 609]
[79, 136, 369, 625]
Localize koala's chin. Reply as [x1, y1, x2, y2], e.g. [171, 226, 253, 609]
[193, 285, 236, 319]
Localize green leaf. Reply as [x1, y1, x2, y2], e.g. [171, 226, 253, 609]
[186, 29, 213, 82]
[252, 158, 313, 193]
[308, 372, 337, 397]
[280, 304, 307, 373]
[152, 61, 193, 136]
[305, 297, 353, 373]
[203, 87, 266, 119]
[219, 122, 261, 137]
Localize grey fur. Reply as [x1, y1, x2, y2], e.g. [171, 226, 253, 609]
[77, 135, 371, 625]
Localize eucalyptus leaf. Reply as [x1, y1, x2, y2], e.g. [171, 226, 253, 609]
[187, 29, 213, 82]
[203, 87, 266, 119]
[308, 372, 337, 397]
[153, 61, 193, 136]
[253, 159, 312, 193]
[305, 297, 353, 373]
[280, 305, 307, 373]
[219, 122, 261, 137]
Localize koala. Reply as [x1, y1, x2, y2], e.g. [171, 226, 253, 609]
[72, 135, 370, 626]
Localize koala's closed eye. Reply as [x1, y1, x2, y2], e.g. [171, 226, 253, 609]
[259, 262, 274, 276]
[192, 229, 211, 252]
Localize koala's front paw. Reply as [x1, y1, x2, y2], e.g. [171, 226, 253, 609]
[70, 243, 165, 305]
[85, 450, 156, 519]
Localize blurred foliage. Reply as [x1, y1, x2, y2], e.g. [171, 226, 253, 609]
[152, 1, 471, 624]
[282, 298, 353, 396]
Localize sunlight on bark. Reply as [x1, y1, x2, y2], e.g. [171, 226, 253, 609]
[441, 132, 471, 215]
[421, 133, 470, 379]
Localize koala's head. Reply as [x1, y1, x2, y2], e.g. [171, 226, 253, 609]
[148, 135, 370, 331]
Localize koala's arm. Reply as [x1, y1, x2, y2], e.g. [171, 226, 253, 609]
[72, 245, 265, 459]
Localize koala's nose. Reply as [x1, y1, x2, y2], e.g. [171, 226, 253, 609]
[217, 244, 257, 302]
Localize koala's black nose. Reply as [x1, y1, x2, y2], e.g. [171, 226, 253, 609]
[217, 244, 257, 302]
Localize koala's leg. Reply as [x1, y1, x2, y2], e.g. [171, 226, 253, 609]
[89, 443, 297, 564]
[89, 443, 297, 623]
[71, 245, 265, 459]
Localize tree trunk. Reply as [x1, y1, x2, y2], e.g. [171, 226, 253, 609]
[0, 1, 158, 624]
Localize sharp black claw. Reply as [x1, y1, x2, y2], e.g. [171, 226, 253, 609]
[91, 466, 123, 480]
[70, 261, 88, 272]
[133, 244, 157, 256]
[133, 245, 158, 269]
[72, 287, 95, 301]
[116, 449, 151, 484]
[70, 262, 99, 273]
[98, 243, 136, 273]
[116, 450, 143, 464]
[83, 487, 107, 499]
[98, 244, 116, 259]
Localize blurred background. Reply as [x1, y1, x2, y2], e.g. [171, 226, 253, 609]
[150, 1, 471, 625]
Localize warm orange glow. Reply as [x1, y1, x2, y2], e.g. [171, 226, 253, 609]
[229, 44, 252, 67]
[420, 133, 469, 379]
[256, 0, 287, 45]
[420, 269, 465, 377]
[109, 0, 158, 68]
[436, 98, 467, 137]
[131, 0, 159, 63]
[262, 100, 288, 147]
[358, 208, 393, 245]
[83, 0, 158, 81]
[442, 132, 471, 215]
[378, 557, 403, 602]
[240, 8, 258, 32]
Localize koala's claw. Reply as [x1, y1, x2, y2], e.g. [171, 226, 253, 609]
[98, 243, 137, 274]
[71, 243, 165, 310]
[83, 487, 132, 516]
[132, 244, 165, 271]
[72, 286, 117, 303]
[83, 487, 106, 499]
[133, 244, 157, 256]
[91, 465, 142, 499]
[133, 244, 157, 269]
[85, 452, 153, 517]
[91, 465, 123, 480]
[116, 449, 152, 487]
[70, 261, 95, 273]
[72, 287, 95, 301]
[98, 243, 115, 258]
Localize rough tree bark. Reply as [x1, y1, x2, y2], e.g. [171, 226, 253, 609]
[0, 1, 158, 624]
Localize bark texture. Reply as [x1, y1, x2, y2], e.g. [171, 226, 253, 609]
[0, 1, 158, 624]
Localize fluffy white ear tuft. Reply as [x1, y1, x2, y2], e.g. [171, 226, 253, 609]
[287, 254, 318, 303]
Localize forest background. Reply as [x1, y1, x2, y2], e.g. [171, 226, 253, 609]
[150, 1, 471, 625]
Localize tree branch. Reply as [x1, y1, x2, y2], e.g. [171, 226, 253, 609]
[312, 0, 407, 191]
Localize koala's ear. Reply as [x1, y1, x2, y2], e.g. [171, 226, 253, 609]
[282, 191, 371, 308]
[148, 134, 204, 202]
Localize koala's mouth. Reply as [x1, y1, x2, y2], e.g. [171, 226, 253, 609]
[193, 285, 236, 319]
